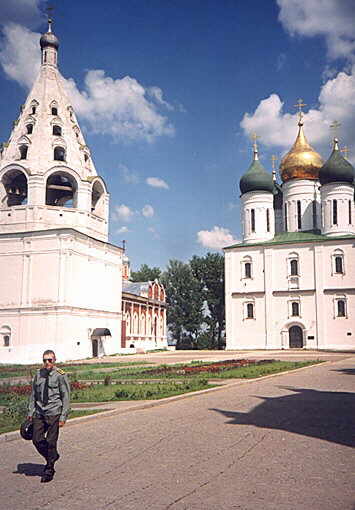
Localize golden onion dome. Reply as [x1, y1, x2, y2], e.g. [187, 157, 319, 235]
[280, 120, 323, 182]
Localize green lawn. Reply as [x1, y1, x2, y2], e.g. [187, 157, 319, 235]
[0, 408, 109, 435]
[0, 361, 150, 379]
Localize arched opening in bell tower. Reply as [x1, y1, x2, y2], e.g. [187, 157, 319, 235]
[45, 171, 78, 208]
[91, 179, 105, 217]
[1, 169, 28, 206]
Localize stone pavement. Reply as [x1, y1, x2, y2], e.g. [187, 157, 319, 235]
[0, 355, 354, 509]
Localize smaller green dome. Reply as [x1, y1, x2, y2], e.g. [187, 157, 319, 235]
[319, 140, 354, 185]
[239, 150, 274, 195]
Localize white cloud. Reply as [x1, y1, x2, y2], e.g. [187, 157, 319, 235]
[0, 0, 44, 29]
[148, 226, 160, 239]
[240, 65, 355, 163]
[147, 86, 174, 111]
[277, 0, 355, 61]
[117, 226, 130, 233]
[119, 164, 139, 184]
[142, 205, 154, 218]
[146, 177, 169, 189]
[197, 226, 239, 250]
[113, 204, 135, 222]
[0, 23, 40, 88]
[0, 25, 175, 142]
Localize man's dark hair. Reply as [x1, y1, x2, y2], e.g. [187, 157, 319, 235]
[43, 349, 56, 358]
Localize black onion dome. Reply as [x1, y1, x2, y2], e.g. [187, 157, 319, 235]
[40, 31, 59, 50]
[319, 141, 355, 185]
[239, 153, 275, 195]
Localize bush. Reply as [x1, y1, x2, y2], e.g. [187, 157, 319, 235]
[104, 375, 112, 386]
[3, 395, 28, 422]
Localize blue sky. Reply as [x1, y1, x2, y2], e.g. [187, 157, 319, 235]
[0, 1, 354, 270]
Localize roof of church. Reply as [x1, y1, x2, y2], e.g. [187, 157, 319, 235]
[239, 146, 275, 195]
[122, 281, 149, 297]
[319, 139, 355, 185]
[0, 19, 97, 179]
[224, 230, 355, 250]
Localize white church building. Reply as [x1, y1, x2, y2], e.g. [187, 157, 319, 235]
[224, 115, 355, 351]
[0, 20, 123, 363]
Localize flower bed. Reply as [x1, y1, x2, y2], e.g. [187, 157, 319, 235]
[144, 359, 274, 376]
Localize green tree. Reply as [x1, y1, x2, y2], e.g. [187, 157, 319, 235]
[161, 260, 204, 349]
[190, 253, 225, 349]
[130, 264, 161, 282]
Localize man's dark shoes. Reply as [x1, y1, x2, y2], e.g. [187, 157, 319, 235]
[41, 466, 55, 483]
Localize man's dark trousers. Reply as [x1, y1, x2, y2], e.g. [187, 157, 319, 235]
[32, 415, 60, 467]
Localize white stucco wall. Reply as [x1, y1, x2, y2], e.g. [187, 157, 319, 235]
[0, 228, 123, 363]
[225, 237, 355, 351]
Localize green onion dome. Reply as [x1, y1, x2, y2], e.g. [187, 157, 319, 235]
[239, 147, 275, 195]
[319, 139, 355, 185]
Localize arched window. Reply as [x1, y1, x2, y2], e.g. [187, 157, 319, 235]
[19, 145, 28, 160]
[333, 200, 338, 225]
[337, 300, 345, 317]
[245, 262, 251, 278]
[46, 171, 77, 207]
[251, 209, 255, 232]
[247, 303, 254, 319]
[26, 124, 33, 134]
[266, 209, 270, 232]
[1, 326, 11, 347]
[51, 107, 58, 116]
[349, 200, 352, 225]
[31, 106, 36, 114]
[297, 200, 302, 230]
[54, 146, 65, 161]
[84, 154, 89, 163]
[335, 256, 343, 274]
[291, 302, 300, 316]
[52, 125, 62, 136]
[290, 259, 298, 276]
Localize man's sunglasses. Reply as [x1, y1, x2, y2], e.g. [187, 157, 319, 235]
[43, 358, 53, 363]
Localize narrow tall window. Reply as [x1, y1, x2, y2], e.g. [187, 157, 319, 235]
[335, 256, 343, 274]
[19, 145, 28, 159]
[3, 335, 10, 347]
[251, 209, 255, 233]
[312, 200, 317, 229]
[44, 51, 47, 63]
[247, 303, 254, 319]
[266, 209, 270, 232]
[284, 203, 288, 231]
[290, 259, 298, 276]
[337, 300, 345, 317]
[245, 262, 251, 278]
[26, 124, 33, 134]
[297, 200, 302, 230]
[333, 200, 338, 225]
[54, 146, 65, 161]
[52, 125, 62, 136]
[349, 200, 352, 225]
[291, 302, 300, 316]
[51, 107, 58, 116]
[32, 106, 36, 114]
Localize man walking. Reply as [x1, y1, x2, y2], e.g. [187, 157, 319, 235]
[28, 350, 70, 483]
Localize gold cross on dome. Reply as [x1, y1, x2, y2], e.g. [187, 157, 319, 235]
[330, 120, 341, 137]
[46, 5, 54, 25]
[271, 155, 277, 171]
[251, 132, 260, 151]
[341, 146, 349, 159]
[294, 98, 306, 121]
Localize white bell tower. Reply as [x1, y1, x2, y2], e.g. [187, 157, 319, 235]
[0, 17, 123, 364]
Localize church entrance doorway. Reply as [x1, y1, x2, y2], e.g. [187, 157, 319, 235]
[289, 325, 303, 348]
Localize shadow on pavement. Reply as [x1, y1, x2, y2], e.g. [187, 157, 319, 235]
[332, 369, 355, 376]
[210, 387, 355, 447]
[13, 463, 44, 477]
